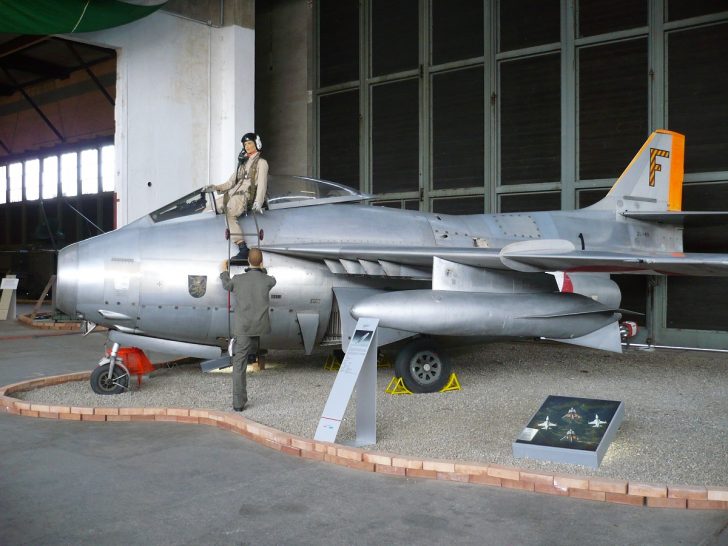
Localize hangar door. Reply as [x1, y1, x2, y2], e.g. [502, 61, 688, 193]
[0, 35, 117, 299]
[311, 0, 728, 348]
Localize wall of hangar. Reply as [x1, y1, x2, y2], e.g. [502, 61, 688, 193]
[255, 0, 728, 347]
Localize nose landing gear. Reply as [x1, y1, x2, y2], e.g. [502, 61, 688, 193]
[90, 343, 154, 395]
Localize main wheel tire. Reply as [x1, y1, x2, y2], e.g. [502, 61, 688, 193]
[90, 362, 130, 395]
[394, 338, 451, 393]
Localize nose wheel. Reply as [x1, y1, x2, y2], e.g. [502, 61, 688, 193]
[89, 343, 152, 395]
[90, 361, 130, 395]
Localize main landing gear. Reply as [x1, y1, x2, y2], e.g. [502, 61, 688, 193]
[394, 338, 452, 394]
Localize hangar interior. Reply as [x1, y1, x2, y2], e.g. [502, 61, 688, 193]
[1, 0, 728, 349]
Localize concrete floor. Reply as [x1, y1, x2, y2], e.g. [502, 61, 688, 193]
[1, 310, 728, 546]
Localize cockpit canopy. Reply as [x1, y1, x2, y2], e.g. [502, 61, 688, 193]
[150, 175, 370, 223]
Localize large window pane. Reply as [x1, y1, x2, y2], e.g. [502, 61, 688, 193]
[613, 276, 647, 327]
[319, 0, 358, 87]
[42, 157, 58, 199]
[668, 0, 728, 21]
[101, 146, 115, 192]
[373, 200, 401, 209]
[8, 206, 21, 244]
[579, 39, 648, 180]
[60, 153, 78, 197]
[78, 194, 101, 238]
[578, 0, 647, 37]
[319, 91, 359, 188]
[8, 163, 22, 202]
[81, 149, 99, 195]
[500, 192, 561, 212]
[372, 0, 418, 76]
[25, 159, 40, 201]
[0, 166, 6, 204]
[103, 191, 116, 230]
[432, 67, 484, 190]
[432, 196, 484, 215]
[432, 0, 484, 65]
[668, 181, 728, 331]
[668, 277, 728, 331]
[668, 23, 728, 173]
[577, 188, 609, 208]
[500, 54, 560, 185]
[500, 0, 559, 52]
[681, 183, 728, 252]
[372, 80, 419, 193]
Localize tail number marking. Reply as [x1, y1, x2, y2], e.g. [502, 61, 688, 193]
[649, 148, 670, 187]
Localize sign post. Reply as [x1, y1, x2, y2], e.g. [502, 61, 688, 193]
[314, 317, 378, 446]
[0, 275, 19, 321]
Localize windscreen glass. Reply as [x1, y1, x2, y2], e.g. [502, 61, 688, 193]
[150, 189, 212, 223]
[266, 175, 367, 208]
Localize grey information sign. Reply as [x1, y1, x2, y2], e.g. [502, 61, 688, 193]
[1, 278, 19, 290]
[314, 318, 378, 446]
[512, 395, 624, 468]
[0, 275, 18, 321]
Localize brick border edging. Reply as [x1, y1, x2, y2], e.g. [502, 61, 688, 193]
[17, 314, 82, 331]
[1, 372, 726, 511]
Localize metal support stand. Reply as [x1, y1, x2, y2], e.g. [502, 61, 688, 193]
[314, 318, 379, 446]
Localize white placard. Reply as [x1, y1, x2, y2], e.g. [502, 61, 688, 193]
[1, 278, 19, 290]
[314, 318, 379, 444]
[0, 276, 18, 320]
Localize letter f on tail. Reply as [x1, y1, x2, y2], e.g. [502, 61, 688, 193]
[586, 130, 685, 213]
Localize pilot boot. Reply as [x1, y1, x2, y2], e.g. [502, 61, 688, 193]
[231, 241, 249, 263]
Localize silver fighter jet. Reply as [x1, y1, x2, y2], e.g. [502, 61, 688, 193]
[55, 130, 728, 394]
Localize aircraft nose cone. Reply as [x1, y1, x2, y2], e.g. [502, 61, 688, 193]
[56, 243, 79, 318]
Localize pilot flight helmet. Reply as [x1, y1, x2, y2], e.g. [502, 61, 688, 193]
[241, 132, 262, 151]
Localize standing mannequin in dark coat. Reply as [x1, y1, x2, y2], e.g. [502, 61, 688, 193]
[219, 248, 276, 411]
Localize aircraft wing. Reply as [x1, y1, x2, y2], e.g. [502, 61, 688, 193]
[263, 243, 506, 272]
[263, 243, 728, 277]
[499, 249, 728, 276]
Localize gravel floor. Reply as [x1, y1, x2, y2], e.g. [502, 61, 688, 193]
[12, 340, 728, 487]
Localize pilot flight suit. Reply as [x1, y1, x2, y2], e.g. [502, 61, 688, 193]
[220, 265, 276, 409]
[214, 153, 269, 243]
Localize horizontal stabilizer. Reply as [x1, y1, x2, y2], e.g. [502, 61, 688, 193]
[544, 321, 622, 353]
[622, 211, 728, 227]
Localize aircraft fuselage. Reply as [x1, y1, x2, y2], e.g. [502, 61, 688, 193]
[55, 200, 681, 353]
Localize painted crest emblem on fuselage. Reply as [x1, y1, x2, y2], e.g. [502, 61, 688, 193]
[188, 275, 207, 298]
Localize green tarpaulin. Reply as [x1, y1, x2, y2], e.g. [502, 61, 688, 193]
[0, 0, 167, 34]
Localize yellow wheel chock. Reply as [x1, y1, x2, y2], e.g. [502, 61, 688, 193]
[385, 372, 461, 395]
[323, 352, 341, 371]
[385, 376, 412, 395]
[440, 372, 461, 392]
